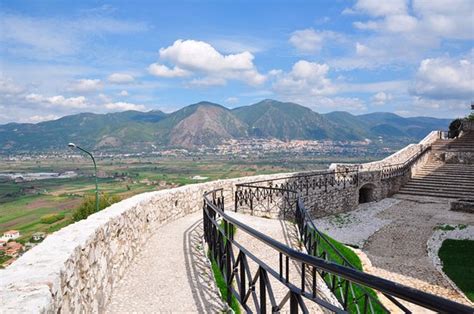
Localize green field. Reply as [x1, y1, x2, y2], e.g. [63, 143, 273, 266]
[0, 154, 378, 244]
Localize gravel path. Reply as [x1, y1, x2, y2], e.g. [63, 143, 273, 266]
[106, 212, 225, 313]
[313, 194, 474, 306]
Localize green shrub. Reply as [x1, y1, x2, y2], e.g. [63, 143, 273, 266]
[40, 213, 65, 224]
[467, 112, 474, 121]
[449, 118, 463, 138]
[72, 193, 121, 222]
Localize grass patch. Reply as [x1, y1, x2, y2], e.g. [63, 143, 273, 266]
[316, 232, 384, 313]
[438, 239, 474, 302]
[40, 212, 65, 224]
[209, 255, 241, 313]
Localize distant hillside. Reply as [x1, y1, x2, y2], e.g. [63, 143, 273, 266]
[0, 99, 451, 153]
[233, 100, 356, 140]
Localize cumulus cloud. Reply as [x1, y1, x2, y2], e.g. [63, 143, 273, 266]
[289, 29, 324, 53]
[289, 28, 345, 54]
[411, 57, 474, 100]
[352, 0, 408, 17]
[108, 73, 135, 84]
[272, 60, 336, 97]
[148, 63, 190, 78]
[25, 93, 89, 108]
[118, 90, 129, 96]
[339, 0, 474, 69]
[148, 39, 266, 86]
[104, 101, 145, 111]
[68, 79, 102, 93]
[372, 91, 393, 105]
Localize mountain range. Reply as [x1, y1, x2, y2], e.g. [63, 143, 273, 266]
[0, 99, 451, 153]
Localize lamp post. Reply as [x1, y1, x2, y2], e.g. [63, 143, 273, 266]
[68, 143, 99, 213]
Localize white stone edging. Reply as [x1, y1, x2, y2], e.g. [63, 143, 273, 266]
[426, 225, 474, 305]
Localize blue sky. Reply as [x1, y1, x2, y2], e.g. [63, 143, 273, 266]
[0, 0, 473, 123]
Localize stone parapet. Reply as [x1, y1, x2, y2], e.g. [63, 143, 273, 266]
[0, 173, 292, 313]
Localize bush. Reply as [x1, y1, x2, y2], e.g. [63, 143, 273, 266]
[468, 112, 474, 121]
[449, 118, 463, 138]
[72, 193, 121, 222]
[40, 213, 65, 224]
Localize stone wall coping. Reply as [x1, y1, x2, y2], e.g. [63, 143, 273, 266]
[0, 172, 296, 312]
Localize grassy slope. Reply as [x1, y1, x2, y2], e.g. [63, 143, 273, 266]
[438, 239, 474, 302]
[318, 233, 384, 313]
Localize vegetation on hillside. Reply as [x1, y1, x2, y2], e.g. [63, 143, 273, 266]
[72, 193, 121, 221]
[0, 100, 451, 152]
[438, 239, 474, 302]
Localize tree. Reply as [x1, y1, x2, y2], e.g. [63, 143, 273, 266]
[449, 118, 463, 138]
[72, 193, 121, 222]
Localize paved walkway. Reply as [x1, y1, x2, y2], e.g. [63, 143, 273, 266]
[106, 212, 225, 313]
[314, 194, 474, 307]
[226, 211, 340, 313]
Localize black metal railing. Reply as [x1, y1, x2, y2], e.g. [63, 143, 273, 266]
[204, 183, 473, 312]
[235, 180, 396, 313]
[235, 169, 359, 217]
[380, 145, 431, 180]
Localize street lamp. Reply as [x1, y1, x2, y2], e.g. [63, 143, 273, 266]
[68, 143, 99, 213]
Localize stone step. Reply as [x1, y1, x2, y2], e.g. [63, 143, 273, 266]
[398, 186, 473, 197]
[419, 168, 474, 173]
[400, 184, 474, 194]
[413, 174, 474, 182]
[397, 190, 466, 199]
[403, 183, 474, 193]
[409, 178, 474, 186]
[415, 171, 474, 180]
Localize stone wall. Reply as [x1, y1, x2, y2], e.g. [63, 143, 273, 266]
[0, 172, 293, 313]
[0, 131, 444, 313]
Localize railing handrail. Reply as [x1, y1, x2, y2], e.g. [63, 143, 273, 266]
[237, 168, 358, 186]
[204, 189, 472, 313]
[381, 144, 430, 170]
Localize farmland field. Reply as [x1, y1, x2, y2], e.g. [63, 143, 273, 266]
[0, 154, 378, 243]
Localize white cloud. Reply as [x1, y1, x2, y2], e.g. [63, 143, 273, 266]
[273, 60, 336, 97]
[188, 77, 227, 87]
[289, 29, 324, 53]
[148, 63, 190, 78]
[341, 0, 474, 70]
[411, 57, 474, 100]
[352, 0, 408, 17]
[118, 90, 129, 96]
[25, 93, 89, 108]
[104, 101, 145, 111]
[289, 28, 344, 54]
[108, 73, 135, 84]
[372, 92, 393, 105]
[225, 97, 239, 105]
[68, 79, 102, 93]
[0, 77, 24, 95]
[26, 114, 59, 123]
[149, 39, 266, 86]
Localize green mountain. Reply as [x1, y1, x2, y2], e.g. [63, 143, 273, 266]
[233, 100, 357, 140]
[0, 99, 451, 153]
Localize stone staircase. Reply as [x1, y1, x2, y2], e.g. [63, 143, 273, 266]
[398, 131, 474, 199]
[398, 162, 474, 199]
[431, 131, 474, 152]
